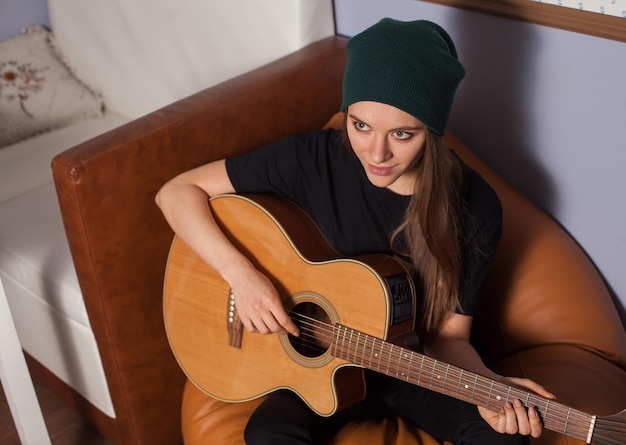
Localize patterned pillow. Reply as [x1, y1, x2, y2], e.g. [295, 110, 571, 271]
[0, 25, 104, 147]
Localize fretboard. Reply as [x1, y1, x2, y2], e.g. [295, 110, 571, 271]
[331, 324, 595, 442]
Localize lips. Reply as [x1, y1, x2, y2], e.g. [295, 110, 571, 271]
[368, 164, 394, 176]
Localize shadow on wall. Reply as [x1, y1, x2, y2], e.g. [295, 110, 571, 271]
[447, 8, 556, 212]
[446, 7, 626, 329]
[605, 283, 626, 328]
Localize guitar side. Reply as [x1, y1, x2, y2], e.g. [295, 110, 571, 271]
[163, 194, 416, 416]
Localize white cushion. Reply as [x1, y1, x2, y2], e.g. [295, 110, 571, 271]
[0, 182, 115, 416]
[48, 0, 335, 119]
[0, 111, 129, 205]
[0, 26, 104, 147]
[0, 183, 87, 326]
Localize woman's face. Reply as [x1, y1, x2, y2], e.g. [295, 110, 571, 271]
[346, 101, 427, 196]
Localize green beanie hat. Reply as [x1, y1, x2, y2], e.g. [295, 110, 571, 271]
[341, 18, 465, 135]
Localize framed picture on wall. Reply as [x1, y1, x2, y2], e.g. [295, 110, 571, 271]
[421, 0, 626, 42]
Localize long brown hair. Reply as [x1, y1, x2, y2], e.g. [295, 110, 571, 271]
[391, 131, 465, 341]
[340, 114, 465, 340]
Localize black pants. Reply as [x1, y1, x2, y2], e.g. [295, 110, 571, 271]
[244, 371, 529, 445]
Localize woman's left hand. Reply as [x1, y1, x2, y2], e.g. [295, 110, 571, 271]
[478, 377, 556, 438]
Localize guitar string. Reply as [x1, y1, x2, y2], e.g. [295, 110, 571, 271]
[291, 316, 596, 438]
[287, 311, 602, 437]
[273, 304, 621, 441]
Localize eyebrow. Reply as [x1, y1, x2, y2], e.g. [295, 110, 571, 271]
[348, 112, 424, 132]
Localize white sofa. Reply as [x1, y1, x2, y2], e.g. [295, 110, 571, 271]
[0, 0, 333, 442]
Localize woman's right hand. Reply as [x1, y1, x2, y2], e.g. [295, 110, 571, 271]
[156, 158, 299, 337]
[228, 264, 300, 337]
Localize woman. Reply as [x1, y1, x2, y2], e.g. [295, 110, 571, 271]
[156, 18, 554, 445]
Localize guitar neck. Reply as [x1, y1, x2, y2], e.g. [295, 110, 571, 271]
[331, 324, 596, 443]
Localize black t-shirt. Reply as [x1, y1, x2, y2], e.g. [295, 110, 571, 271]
[225, 129, 502, 316]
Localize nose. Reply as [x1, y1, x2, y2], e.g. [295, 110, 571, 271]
[370, 135, 391, 164]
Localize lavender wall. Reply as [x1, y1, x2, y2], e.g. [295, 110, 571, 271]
[0, 0, 49, 41]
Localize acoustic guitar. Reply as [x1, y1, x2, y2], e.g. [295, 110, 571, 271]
[163, 193, 625, 444]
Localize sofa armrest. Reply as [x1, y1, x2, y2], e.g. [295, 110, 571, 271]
[51, 36, 348, 445]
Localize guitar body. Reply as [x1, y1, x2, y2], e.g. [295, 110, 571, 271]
[163, 194, 416, 416]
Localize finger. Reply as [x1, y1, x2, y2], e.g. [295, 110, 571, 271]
[240, 317, 258, 334]
[528, 406, 543, 438]
[504, 402, 519, 435]
[508, 377, 556, 400]
[251, 304, 298, 336]
[259, 311, 290, 335]
[526, 382, 555, 400]
[266, 301, 300, 336]
[274, 312, 300, 337]
[497, 407, 507, 434]
[513, 399, 531, 436]
[248, 315, 272, 335]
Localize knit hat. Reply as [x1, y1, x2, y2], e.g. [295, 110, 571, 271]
[341, 18, 465, 135]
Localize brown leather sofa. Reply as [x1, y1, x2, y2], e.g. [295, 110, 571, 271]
[51, 36, 626, 445]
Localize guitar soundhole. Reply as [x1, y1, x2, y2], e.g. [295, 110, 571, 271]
[289, 302, 332, 359]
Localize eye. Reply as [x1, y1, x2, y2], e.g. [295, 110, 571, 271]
[393, 130, 412, 140]
[353, 121, 370, 132]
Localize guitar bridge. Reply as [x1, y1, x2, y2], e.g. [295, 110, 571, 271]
[227, 290, 243, 349]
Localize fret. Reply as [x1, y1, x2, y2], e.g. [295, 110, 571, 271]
[525, 391, 530, 407]
[462, 371, 475, 404]
[442, 364, 450, 395]
[400, 349, 409, 379]
[346, 329, 353, 362]
[386, 343, 394, 375]
[429, 359, 438, 390]
[365, 334, 374, 368]
[418, 355, 425, 386]
[471, 374, 478, 403]
[406, 350, 414, 382]
[356, 332, 363, 365]
[340, 326, 347, 360]
[430, 361, 445, 393]
[374, 337, 381, 372]
[496, 386, 512, 403]
[564, 407, 571, 434]
[456, 369, 464, 399]
[487, 380, 494, 409]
